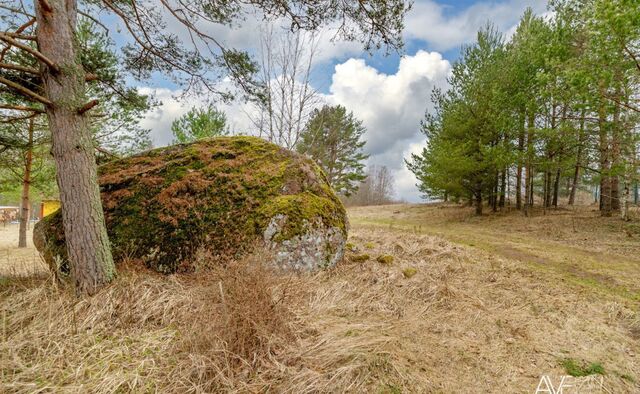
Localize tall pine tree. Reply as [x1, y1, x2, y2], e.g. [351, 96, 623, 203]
[297, 105, 369, 196]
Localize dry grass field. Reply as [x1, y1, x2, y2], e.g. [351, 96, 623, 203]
[1, 204, 639, 393]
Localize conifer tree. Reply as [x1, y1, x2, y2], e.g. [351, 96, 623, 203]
[297, 105, 369, 196]
[172, 105, 228, 143]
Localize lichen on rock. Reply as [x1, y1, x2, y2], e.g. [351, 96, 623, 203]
[34, 136, 348, 278]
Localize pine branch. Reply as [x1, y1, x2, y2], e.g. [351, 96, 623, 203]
[77, 99, 99, 115]
[0, 104, 44, 113]
[0, 75, 52, 106]
[0, 62, 39, 75]
[0, 18, 36, 63]
[0, 33, 59, 73]
[95, 145, 119, 158]
[0, 112, 40, 123]
[0, 5, 34, 18]
[4, 33, 36, 41]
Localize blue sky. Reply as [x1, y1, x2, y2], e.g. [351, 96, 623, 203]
[131, 0, 548, 202]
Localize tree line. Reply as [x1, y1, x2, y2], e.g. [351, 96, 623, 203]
[408, 1, 640, 218]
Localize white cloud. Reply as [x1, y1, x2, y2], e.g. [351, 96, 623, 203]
[324, 50, 451, 202]
[405, 0, 548, 51]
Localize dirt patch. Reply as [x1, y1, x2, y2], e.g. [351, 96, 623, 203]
[498, 245, 553, 266]
[0, 224, 47, 278]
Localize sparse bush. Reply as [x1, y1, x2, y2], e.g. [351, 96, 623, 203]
[182, 256, 294, 368]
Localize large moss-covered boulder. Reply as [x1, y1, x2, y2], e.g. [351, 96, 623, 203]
[34, 136, 348, 277]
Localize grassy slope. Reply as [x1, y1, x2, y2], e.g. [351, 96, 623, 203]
[350, 203, 640, 302]
[1, 204, 639, 393]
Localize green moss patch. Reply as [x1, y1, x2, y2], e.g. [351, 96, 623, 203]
[376, 255, 394, 265]
[350, 254, 370, 263]
[402, 267, 417, 278]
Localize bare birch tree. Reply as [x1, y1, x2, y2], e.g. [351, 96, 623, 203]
[250, 25, 321, 149]
[345, 165, 395, 206]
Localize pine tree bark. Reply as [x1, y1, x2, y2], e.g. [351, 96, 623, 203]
[475, 190, 483, 216]
[597, 95, 612, 217]
[36, 0, 115, 294]
[568, 110, 585, 205]
[491, 174, 498, 212]
[499, 169, 506, 208]
[552, 167, 560, 208]
[610, 92, 621, 211]
[18, 118, 34, 248]
[524, 111, 535, 216]
[622, 177, 630, 221]
[516, 112, 525, 210]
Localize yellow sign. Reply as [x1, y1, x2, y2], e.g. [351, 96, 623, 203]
[41, 200, 61, 218]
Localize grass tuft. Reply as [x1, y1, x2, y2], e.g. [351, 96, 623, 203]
[402, 267, 417, 278]
[350, 254, 370, 263]
[376, 255, 394, 265]
[561, 358, 605, 377]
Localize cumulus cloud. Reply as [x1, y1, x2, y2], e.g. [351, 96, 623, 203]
[405, 0, 547, 51]
[324, 50, 450, 201]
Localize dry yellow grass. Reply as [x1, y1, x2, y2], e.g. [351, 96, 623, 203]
[1, 204, 639, 393]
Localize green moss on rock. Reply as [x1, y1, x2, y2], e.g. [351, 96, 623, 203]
[34, 136, 348, 276]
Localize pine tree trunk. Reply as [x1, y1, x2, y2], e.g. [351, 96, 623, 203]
[516, 112, 525, 210]
[492, 188, 497, 212]
[36, 0, 115, 294]
[552, 167, 560, 208]
[499, 169, 506, 208]
[568, 111, 585, 206]
[598, 95, 612, 217]
[622, 178, 630, 221]
[18, 118, 34, 248]
[524, 111, 535, 216]
[475, 191, 483, 216]
[611, 93, 621, 212]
